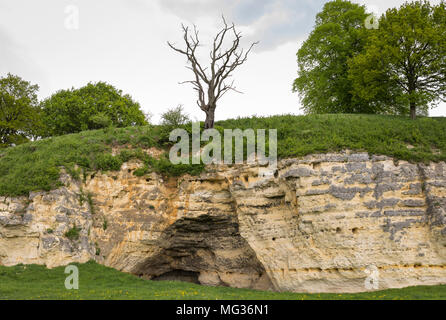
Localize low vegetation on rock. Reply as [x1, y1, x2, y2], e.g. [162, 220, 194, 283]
[0, 114, 446, 197]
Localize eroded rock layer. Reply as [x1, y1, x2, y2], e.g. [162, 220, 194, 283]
[1, 152, 445, 293]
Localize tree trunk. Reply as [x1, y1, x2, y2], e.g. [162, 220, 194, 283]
[410, 102, 416, 120]
[204, 108, 215, 129]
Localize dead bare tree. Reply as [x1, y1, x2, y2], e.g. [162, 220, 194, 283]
[168, 17, 258, 129]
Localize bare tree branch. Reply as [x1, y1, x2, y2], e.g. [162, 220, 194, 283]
[168, 16, 258, 129]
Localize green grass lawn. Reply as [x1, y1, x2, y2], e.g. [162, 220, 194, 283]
[1, 114, 446, 197]
[0, 261, 444, 300]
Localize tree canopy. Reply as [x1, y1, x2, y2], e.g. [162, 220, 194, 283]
[40, 82, 147, 136]
[295, 0, 446, 118]
[349, 0, 446, 119]
[293, 0, 370, 114]
[0, 73, 42, 148]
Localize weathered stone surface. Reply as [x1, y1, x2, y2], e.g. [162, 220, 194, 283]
[0, 153, 445, 293]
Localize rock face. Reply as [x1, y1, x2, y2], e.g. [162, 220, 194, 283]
[1, 152, 445, 293]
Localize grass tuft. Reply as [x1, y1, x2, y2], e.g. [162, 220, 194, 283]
[64, 226, 81, 241]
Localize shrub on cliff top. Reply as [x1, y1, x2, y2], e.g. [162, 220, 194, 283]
[40, 82, 147, 136]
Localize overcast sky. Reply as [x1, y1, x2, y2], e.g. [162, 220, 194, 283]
[1, 0, 445, 123]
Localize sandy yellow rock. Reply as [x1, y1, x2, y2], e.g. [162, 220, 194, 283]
[0, 153, 445, 293]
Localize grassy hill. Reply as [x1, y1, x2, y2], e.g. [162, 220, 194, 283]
[1, 114, 446, 197]
[0, 261, 445, 300]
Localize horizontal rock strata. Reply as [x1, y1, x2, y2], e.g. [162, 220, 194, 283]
[1, 152, 445, 293]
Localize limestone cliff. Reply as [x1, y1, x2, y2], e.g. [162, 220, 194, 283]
[1, 151, 445, 293]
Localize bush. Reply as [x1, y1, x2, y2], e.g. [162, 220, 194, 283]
[95, 154, 123, 171]
[40, 82, 148, 136]
[160, 105, 191, 127]
[65, 226, 81, 240]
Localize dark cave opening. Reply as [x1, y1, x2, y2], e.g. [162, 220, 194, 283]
[151, 270, 200, 284]
[132, 214, 274, 290]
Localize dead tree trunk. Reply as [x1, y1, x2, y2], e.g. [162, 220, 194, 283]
[168, 17, 258, 129]
[204, 107, 215, 130]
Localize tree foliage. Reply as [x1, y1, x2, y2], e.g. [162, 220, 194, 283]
[0, 73, 42, 148]
[349, 0, 446, 119]
[293, 0, 370, 114]
[41, 82, 147, 136]
[160, 105, 191, 127]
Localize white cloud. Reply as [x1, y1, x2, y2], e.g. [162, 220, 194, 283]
[156, 0, 326, 51]
[0, 0, 444, 122]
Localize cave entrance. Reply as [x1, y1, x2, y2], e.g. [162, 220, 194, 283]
[132, 214, 274, 290]
[151, 270, 200, 284]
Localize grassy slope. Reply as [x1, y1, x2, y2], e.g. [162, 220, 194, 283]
[0, 262, 444, 300]
[1, 114, 446, 197]
[217, 114, 446, 161]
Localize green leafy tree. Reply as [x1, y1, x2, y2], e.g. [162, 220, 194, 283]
[160, 105, 191, 127]
[41, 82, 147, 136]
[349, 1, 446, 119]
[0, 74, 42, 148]
[293, 0, 370, 114]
